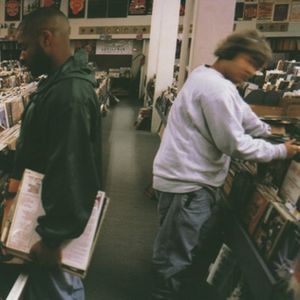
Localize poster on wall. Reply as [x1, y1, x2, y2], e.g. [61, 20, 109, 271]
[87, 0, 106, 18]
[96, 40, 133, 55]
[41, 0, 61, 9]
[5, 0, 21, 21]
[273, 4, 289, 21]
[257, 3, 273, 20]
[23, 0, 40, 16]
[290, 1, 300, 21]
[68, 0, 85, 18]
[243, 4, 257, 20]
[234, 2, 244, 21]
[128, 0, 146, 15]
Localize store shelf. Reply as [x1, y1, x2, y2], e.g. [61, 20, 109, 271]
[225, 213, 277, 300]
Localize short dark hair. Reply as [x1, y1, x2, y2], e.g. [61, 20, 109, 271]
[214, 29, 272, 69]
[18, 7, 69, 37]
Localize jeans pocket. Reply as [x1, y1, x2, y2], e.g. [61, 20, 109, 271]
[183, 193, 194, 208]
[202, 187, 218, 208]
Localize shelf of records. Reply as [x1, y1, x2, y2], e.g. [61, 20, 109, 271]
[108, 67, 131, 79]
[0, 61, 32, 90]
[234, 1, 300, 24]
[145, 76, 155, 106]
[221, 156, 300, 300]
[107, 68, 131, 98]
[242, 60, 300, 100]
[249, 90, 300, 119]
[134, 76, 157, 131]
[154, 65, 194, 125]
[134, 80, 177, 131]
[265, 60, 300, 90]
[151, 61, 300, 121]
[155, 84, 178, 126]
[269, 37, 300, 53]
[0, 82, 37, 132]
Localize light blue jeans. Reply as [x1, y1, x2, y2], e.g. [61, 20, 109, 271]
[24, 265, 84, 300]
[152, 187, 223, 298]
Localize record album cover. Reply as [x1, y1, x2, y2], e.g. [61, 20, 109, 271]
[273, 4, 289, 21]
[68, 0, 85, 18]
[5, 0, 21, 21]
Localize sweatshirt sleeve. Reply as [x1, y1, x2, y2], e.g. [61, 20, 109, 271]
[201, 92, 287, 162]
[36, 82, 101, 247]
[239, 98, 271, 137]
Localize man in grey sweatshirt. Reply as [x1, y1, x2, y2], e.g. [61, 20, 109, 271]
[151, 29, 300, 300]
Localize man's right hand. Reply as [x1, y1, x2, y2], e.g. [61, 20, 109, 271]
[1, 199, 15, 231]
[29, 240, 62, 269]
[285, 139, 300, 158]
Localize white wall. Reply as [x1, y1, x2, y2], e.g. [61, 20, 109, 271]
[188, 0, 235, 71]
[147, 0, 181, 132]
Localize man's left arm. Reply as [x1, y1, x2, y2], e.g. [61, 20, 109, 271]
[32, 84, 101, 266]
[240, 99, 271, 138]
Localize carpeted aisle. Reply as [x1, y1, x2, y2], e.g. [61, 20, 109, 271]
[84, 97, 160, 300]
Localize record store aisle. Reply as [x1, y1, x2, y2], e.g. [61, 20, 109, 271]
[84, 97, 160, 300]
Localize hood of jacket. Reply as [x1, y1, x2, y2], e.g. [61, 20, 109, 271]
[35, 49, 96, 95]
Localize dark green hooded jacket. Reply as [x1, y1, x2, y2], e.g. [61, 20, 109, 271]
[12, 49, 102, 247]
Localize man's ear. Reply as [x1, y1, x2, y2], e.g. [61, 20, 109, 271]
[38, 30, 53, 50]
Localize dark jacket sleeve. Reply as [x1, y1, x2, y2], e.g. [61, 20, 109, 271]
[36, 79, 101, 247]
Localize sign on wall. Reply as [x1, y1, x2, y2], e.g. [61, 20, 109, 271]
[96, 40, 133, 55]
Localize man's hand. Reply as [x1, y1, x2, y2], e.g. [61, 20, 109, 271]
[29, 240, 62, 269]
[285, 139, 300, 158]
[1, 199, 15, 231]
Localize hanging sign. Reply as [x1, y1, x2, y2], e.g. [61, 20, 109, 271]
[96, 40, 133, 55]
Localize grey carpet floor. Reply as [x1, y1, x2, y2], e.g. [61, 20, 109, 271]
[84, 97, 160, 300]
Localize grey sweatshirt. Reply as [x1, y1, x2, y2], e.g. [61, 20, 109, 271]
[153, 65, 286, 193]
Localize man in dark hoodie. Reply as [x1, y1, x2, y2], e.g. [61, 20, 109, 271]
[3, 7, 101, 300]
